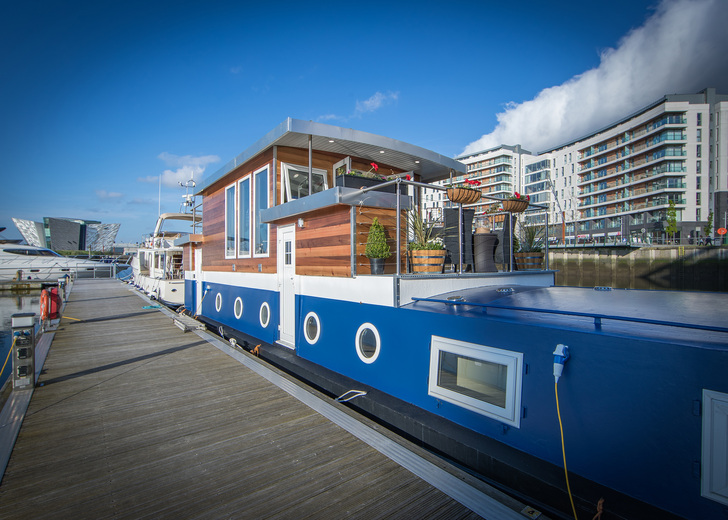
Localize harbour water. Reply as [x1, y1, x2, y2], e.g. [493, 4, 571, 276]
[0, 292, 40, 389]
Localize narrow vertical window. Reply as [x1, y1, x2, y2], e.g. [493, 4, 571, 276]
[225, 184, 236, 258]
[238, 177, 250, 257]
[254, 166, 269, 256]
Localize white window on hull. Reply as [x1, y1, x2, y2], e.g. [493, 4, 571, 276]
[428, 336, 523, 427]
[702, 389, 728, 506]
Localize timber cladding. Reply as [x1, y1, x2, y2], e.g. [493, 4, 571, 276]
[201, 151, 277, 274]
[355, 208, 407, 275]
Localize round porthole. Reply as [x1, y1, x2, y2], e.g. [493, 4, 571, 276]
[259, 302, 271, 328]
[215, 293, 222, 312]
[234, 297, 243, 319]
[304, 312, 321, 344]
[355, 323, 380, 364]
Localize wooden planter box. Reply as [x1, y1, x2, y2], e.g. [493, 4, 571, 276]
[514, 251, 544, 270]
[336, 175, 397, 193]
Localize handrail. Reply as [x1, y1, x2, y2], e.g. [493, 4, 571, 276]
[352, 177, 549, 273]
[410, 295, 728, 335]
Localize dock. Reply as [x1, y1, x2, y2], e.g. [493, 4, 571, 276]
[0, 279, 542, 519]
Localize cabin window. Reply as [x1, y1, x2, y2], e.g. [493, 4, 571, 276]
[234, 297, 243, 319]
[238, 176, 251, 257]
[215, 293, 222, 312]
[303, 312, 321, 344]
[281, 162, 329, 202]
[225, 183, 236, 258]
[254, 166, 269, 256]
[428, 336, 523, 427]
[355, 323, 380, 364]
[259, 302, 270, 328]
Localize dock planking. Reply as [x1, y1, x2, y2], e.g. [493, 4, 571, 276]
[0, 279, 535, 519]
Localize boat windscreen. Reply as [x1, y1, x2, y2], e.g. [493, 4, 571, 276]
[4, 248, 62, 257]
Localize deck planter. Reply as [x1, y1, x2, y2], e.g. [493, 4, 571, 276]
[335, 175, 397, 193]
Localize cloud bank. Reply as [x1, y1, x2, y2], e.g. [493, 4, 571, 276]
[138, 152, 220, 187]
[462, 0, 728, 155]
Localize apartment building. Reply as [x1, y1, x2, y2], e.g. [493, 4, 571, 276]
[433, 88, 728, 245]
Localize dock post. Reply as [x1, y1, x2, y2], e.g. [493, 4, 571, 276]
[11, 313, 36, 389]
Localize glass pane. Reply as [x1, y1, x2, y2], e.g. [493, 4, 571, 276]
[438, 351, 507, 408]
[305, 315, 318, 341]
[287, 168, 327, 201]
[225, 185, 236, 256]
[359, 328, 377, 358]
[255, 169, 269, 254]
[238, 178, 250, 255]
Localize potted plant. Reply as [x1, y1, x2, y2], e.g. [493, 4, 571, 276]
[364, 217, 391, 275]
[407, 209, 446, 273]
[335, 162, 411, 193]
[446, 178, 482, 205]
[502, 192, 530, 213]
[514, 224, 544, 270]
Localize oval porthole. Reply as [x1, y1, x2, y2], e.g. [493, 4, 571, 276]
[234, 297, 243, 319]
[355, 323, 380, 364]
[304, 312, 321, 344]
[215, 293, 222, 312]
[259, 302, 271, 328]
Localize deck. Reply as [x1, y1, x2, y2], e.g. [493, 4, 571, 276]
[0, 279, 540, 519]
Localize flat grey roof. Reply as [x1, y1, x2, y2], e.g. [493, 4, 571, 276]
[197, 118, 466, 193]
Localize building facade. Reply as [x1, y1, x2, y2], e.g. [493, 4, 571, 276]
[428, 88, 728, 245]
[12, 217, 120, 251]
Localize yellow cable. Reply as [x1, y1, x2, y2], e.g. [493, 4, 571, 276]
[61, 316, 82, 321]
[556, 381, 579, 520]
[1, 336, 16, 379]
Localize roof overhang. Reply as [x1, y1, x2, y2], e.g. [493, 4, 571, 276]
[196, 118, 466, 194]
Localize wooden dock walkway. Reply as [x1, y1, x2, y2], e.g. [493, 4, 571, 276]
[0, 279, 540, 519]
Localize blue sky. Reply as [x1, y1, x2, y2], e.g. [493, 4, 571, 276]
[1, 0, 726, 244]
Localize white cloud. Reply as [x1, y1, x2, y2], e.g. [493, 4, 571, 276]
[462, 0, 728, 155]
[95, 189, 123, 199]
[354, 91, 399, 117]
[138, 152, 220, 187]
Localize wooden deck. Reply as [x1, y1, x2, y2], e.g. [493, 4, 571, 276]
[0, 279, 540, 519]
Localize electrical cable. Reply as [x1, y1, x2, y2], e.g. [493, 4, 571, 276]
[1, 336, 17, 380]
[556, 381, 579, 520]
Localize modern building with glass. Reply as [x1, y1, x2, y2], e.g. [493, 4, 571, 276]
[428, 87, 728, 245]
[12, 217, 120, 251]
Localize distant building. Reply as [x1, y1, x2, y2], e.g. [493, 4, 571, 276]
[12, 217, 120, 251]
[428, 87, 728, 245]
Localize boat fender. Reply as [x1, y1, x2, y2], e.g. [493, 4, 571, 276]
[553, 344, 570, 383]
[40, 289, 50, 321]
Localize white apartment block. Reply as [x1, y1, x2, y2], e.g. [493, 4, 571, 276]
[431, 88, 728, 245]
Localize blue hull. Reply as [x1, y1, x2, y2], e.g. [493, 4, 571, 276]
[188, 278, 728, 520]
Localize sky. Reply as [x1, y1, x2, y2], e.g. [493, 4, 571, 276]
[1, 0, 727, 244]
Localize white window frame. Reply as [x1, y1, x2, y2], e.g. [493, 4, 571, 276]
[224, 183, 236, 259]
[281, 162, 329, 203]
[253, 165, 270, 258]
[702, 389, 728, 506]
[237, 175, 251, 258]
[428, 335, 523, 427]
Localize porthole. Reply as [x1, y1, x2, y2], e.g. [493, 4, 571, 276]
[355, 323, 380, 364]
[259, 302, 271, 328]
[234, 297, 243, 319]
[215, 293, 222, 312]
[304, 312, 321, 344]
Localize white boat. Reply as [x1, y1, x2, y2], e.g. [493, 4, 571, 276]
[0, 243, 113, 281]
[130, 212, 201, 307]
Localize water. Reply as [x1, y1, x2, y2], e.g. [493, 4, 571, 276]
[0, 292, 40, 389]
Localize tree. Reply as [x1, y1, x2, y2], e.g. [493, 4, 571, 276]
[665, 200, 678, 243]
[703, 210, 714, 238]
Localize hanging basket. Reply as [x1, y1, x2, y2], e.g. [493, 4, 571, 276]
[446, 187, 481, 205]
[502, 199, 529, 213]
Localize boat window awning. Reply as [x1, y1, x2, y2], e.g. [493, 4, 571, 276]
[197, 118, 466, 194]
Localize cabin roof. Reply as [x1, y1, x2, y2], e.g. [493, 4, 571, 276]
[196, 118, 466, 193]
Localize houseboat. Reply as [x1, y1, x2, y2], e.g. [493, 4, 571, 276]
[179, 118, 728, 520]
